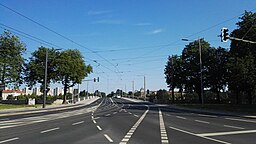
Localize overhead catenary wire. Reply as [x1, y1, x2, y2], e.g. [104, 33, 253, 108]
[0, 2, 122, 77]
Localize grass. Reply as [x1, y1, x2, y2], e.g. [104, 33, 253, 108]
[0, 104, 41, 110]
[177, 104, 256, 115]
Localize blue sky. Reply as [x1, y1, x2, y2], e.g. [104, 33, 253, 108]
[1, 0, 256, 94]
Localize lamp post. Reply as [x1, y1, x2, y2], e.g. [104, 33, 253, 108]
[182, 38, 204, 105]
[137, 75, 146, 100]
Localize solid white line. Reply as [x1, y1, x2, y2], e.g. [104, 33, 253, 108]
[198, 129, 256, 137]
[110, 98, 114, 103]
[169, 126, 231, 144]
[0, 137, 19, 144]
[225, 117, 256, 123]
[104, 134, 114, 143]
[72, 121, 84, 126]
[224, 125, 244, 130]
[195, 120, 210, 124]
[176, 116, 187, 120]
[40, 127, 59, 134]
[97, 125, 102, 131]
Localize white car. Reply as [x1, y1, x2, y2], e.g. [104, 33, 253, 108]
[116, 95, 121, 99]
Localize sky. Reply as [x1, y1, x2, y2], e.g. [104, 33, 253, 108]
[1, 0, 256, 94]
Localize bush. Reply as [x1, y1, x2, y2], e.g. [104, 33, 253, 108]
[7, 95, 15, 100]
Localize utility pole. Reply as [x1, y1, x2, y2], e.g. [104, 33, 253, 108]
[87, 81, 89, 99]
[199, 39, 204, 105]
[132, 80, 134, 97]
[43, 49, 48, 108]
[144, 76, 146, 99]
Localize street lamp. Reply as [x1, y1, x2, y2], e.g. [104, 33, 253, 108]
[182, 38, 204, 105]
[137, 75, 146, 100]
[43, 48, 61, 108]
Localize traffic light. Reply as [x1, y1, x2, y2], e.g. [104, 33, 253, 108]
[93, 78, 96, 82]
[221, 27, 229, 42]
[97, 77, 99, 82]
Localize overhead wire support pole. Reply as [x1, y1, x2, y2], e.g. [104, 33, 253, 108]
[43, 49, 48, 108]
[199, 39, 204, 105]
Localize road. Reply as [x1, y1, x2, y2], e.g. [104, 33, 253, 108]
[0, 97, 256, 144]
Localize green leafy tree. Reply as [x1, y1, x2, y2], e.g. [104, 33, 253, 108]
[181, 39, 211, 103]
[229, 11, 256, 104]
[0, 31, 26, 88]
[56, 49, 92, 104]
[207, 47, 229, 103]
[24, 47, 60, 92]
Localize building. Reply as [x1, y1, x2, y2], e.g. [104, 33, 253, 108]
[33, 87, 42, 96]
[54, 87, 63, 96]
[22, 87, 33, 95]
[1, 90, 24, 100]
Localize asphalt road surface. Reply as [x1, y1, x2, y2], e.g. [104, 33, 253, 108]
[1, 97, 256, 144]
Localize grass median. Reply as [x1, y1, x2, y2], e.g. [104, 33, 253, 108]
[0, 104, 42, 110]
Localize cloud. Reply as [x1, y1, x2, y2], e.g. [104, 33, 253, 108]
[88, 10, 112, 16]
[92, 19, 124, 25]
[148, 29, 164, 35]
[134, 22, 152, 26]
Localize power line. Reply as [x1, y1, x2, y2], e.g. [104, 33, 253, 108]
[0, 2, 121, 76]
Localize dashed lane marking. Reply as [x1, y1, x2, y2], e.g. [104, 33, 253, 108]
[72, 121, 84, 126]
[134, 114, 139, 117]
[120, 106, 149, 144]
[93, 117, 100, 120]
[224, 125, 244, 130]
[40, 127, 59, 134]
[169, 126, 231, 144]
[97, 125, 102, 131]
[93, 120, 97, 124]
[0, 137, 19, 144]
[104, 134, 114, 143]
[105, 114, 111, 117]
[225, 117, 256, 123]
[195, 120, 210, 124]
[198, 114, 218, 118]
[176, 116, 186, 120]
[159, 109, 169, 144]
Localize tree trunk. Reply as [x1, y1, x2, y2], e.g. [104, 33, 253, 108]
[248, 91, 252, 104]
[62, 79, 68, 104]
[216, 89, 220, 104]
[172, 87, 175, 103]
[180, 87, 183, 102]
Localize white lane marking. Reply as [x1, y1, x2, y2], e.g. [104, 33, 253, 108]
[166, 114, 171, 116]
[134, 114, 139, 117]
[225, 117, 256, 123]
[40, 127, 59, 134]
[0, 137, 19, 144]
[72, 121, 84, 126]
[120, 106, 149, 144]
[91, 116, 94, 119]
[128, 112, 132, 115]
[176, 116, 187, 120]
[0, 118, 9, 121]
[159, 109, 169, 144]
[105, 114, 111, 117]
[169, 126, 231, 144]
[93, 117, 100, 120]
[97, 125, 102, 131]
[195, 120, 210, 124]
[113, 112, 117, 114]
[198, 114, 218, 118]
[110, 98, 114, 103]
[104, 134, 114, 143]
[93, 120, 97, 124]
[224, 125, 244, 130]
[198, 129, 256, 137]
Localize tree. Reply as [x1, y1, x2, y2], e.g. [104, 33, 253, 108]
[24, 47, 60, 92]
[181, 39, 211, 103]
[229, 11, 256, 104]
[56, 49, 92, 104]
[207, 47, 229, 103]
[0, 31, 26, 89]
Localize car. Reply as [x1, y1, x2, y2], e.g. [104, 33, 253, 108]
[116, 95, 121, 99]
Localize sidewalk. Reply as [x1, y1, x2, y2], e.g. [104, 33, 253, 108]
[0, 97, 99, 116]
